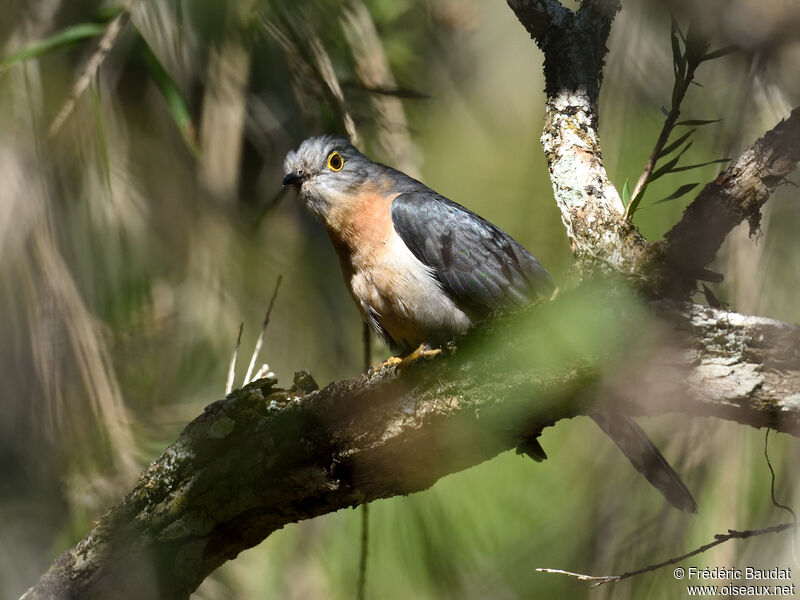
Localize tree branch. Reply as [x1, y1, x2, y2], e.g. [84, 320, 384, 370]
[536, 522, 797, 586]
[510, 2, 800, 293]
[507, 0, 649, 274]
[23, 297, 800, 600]
[656, 106, 800, 287]
[599, 301, 800, 432]
[505, 0, 571, 41]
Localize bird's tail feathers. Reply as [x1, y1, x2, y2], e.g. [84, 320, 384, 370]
[590, 413, 697, 513]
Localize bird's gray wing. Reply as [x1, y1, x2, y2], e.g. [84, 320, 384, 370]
[390, 192, 554, 316]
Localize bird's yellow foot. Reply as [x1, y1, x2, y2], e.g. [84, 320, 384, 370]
[403, 344, 442, 363]
[372, 356, 403, 371]
[370, 345, 442, 374]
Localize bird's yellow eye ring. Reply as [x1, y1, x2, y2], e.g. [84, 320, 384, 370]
[327, 151, 344, 172]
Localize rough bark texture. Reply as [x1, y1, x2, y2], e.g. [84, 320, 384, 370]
[653, 106, 800, 294]
[508, 0, 649, 274]
[508, 1, 800, 291]
[602, 302, 800, 431]
[22, 299, 800, 600]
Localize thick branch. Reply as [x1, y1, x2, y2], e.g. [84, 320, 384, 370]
[507, 0, 648, 273]
[655, 106, 800, 292]
[599, 301, 800, 430]
[508, 4, 799, 293]
[24, 299, 800, 600]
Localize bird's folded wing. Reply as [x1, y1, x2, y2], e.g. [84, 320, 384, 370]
[390, 192, 553, 316]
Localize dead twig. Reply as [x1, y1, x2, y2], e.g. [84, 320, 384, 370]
[48, 9, 131, 138]
[226, 322, 244, 395]
[536, 522, 797, 587]
[341, 0, 419, 176]
[244, 275, 282, 385]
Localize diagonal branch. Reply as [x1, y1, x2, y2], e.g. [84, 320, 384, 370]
[654, 106, 800, 292]
[22, 296, 800, 600]
[341, 0, 419, 178]
[260, 12, 359, 144]
[48, 7, 133, 138]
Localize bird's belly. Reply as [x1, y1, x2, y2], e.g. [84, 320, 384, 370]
[348, 232, 472, 351]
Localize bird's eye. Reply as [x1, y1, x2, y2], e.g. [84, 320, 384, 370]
[326, 151, 344, 172]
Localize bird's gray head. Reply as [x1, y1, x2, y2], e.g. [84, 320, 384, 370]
[282, 135, 373, 219]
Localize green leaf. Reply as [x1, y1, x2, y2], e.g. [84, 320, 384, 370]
[676, 119, 720, 126]
[702, 45, 739, 62]
[651, 156, 681, 182]
[139, 38, 200, 158]
[95, 5, 126, 22]
[651, 140, 694, 180]
[684, 23, 710, 66]
[625, 183, 648, 220]
[0, 23, 106, 69]
[621, 178, 631, 207]
[667, 158, 731, 173]
[657, 128, 695, 158]
[655, 182, 700, 203]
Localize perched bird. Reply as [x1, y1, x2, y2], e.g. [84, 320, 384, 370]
[283, 135, 696, 513]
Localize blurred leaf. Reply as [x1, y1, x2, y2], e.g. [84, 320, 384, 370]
[341, 81, 430, 99]
[677, 119, 720, 126]
[96, 5, 127, 22]
[667, 158, 731, 173]
[670, 20, 685, 79]
[657, 128, 695, 158]
[90, 86, 113, 197]
[672, 18, 687, 44]
[702, 45, 739, 62]
[702, 284, 724, 308]
[0, 23, 106, 70]
[684, 23, 710, 66]
[621, 178, 631, 208]
[138, 37, 201, 158]
[655, 182, 700, 203]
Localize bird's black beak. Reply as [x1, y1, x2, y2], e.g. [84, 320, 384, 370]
[282, 171, 307, 187]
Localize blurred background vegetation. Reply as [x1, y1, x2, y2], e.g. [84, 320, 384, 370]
[1, 0, 799, 598]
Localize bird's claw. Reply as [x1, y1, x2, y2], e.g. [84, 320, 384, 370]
[372, 356, 403, 372]
[404, 345, 441, 363]
[370, 345, 442, 374]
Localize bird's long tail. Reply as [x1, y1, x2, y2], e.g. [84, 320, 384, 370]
[590, 413, 698, 513]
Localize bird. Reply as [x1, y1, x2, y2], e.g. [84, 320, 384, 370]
[282, 135, 697, 513]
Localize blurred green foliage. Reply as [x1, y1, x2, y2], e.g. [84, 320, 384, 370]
[1, 0, 798, 598]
